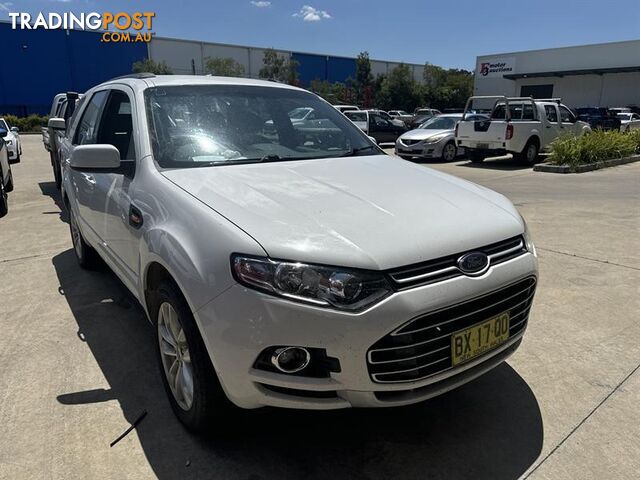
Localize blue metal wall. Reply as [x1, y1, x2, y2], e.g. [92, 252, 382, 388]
[0, 23, 147, 115]
[327, 57, 356, 84]
[292, 52, 356, 86]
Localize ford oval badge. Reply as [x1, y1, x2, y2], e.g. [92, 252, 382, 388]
[457, 252, 490, 276]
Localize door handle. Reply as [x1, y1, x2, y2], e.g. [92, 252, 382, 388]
[129, 205, 143, 229]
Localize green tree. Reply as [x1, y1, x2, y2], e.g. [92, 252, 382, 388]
[132, 58, 173, 74]
[204, 57, 245, 77]
[377, 64, 421, 111]
[353, 51, 374, 107]
[309, 80, 347, 104]
[259, 49, 299, 85]
[422, 63, 474, 110]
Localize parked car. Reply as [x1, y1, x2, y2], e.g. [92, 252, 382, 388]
[47, 91, 82, 189]
[456, 96, 591, 164]
[387, 109, 414, 126]
[575, 107, 621, 131]
[0, 118, 22, 163]
[42, 93, 66, 153]
[366, 109, 406, 128]
[0, 125, 13, 217]
[60, 74, 538, 433]
[396, 114, 488, 161]
[333, 104, 360, 113]
[615, 112, 640, 132]
[409, 108, 442, 128]
[609, 107, 631, 115]
[344, 109, 406, 143]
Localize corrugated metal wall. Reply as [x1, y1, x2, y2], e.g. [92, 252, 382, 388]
[0, 22, 147, 115]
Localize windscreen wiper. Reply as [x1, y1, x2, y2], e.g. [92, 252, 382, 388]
[341, 145, 378, 157]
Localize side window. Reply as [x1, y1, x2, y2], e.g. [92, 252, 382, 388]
[74, 91, 109, 145]
[373, 114, 390, 127]
[545, 105, 558, 123]
[523, 104, 535, 120]
[559, 106, 575, 123]
[96, 90, 136, 160]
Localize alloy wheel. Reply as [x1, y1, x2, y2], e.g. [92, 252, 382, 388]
[158, 302, 194, 411]
[443, 143, 456, 161]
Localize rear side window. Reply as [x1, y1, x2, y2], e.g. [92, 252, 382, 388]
[545, 105, 558, 123]
[74, 91, 109, 145]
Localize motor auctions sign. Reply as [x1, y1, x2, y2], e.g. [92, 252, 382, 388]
[8, 11, 155, 43]
[478, 57, 516, 78]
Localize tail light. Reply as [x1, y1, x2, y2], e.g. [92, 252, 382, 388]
[506, 123, 514, 140]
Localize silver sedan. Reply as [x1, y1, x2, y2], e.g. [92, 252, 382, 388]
[395, 114, 487, 161]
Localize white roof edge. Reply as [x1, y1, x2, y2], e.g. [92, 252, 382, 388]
[476, 38, 640, 60]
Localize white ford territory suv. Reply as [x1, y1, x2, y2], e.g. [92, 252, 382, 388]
[59, 74, 538, 433]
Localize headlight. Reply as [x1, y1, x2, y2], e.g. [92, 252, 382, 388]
[424, 134, 447, 144]
[521, 215, 537, 256]
[5, 140, 12, 145]
[231, 255, 392, 311]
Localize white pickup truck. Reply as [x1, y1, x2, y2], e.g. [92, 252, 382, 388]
[455, 96, 591, 164]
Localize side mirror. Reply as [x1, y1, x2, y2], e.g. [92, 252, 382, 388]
[48, 117, 66, 131]
[70, 145, 121, 170]
[10, 127, 19, 133]
[0, 128, 7, 138]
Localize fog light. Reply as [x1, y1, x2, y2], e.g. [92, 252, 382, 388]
[271, 347, 311, 374]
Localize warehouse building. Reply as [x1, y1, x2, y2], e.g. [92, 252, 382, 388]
[0, 20, 424, 115]
[474, 40, 640, 108]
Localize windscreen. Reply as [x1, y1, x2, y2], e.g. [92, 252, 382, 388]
[419, 116, 458, 130]
[345, 111, 367, 122]
[144, 85, 375, 168]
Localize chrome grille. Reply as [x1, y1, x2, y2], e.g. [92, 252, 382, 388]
[387, 236, 526, 290]
[402, 139, 421, 146]
[367, 276, 536, 384]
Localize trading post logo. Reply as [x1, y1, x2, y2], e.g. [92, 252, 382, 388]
[8, 12, 155, 43]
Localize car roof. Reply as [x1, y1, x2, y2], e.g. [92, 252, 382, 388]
[100, 74, 306, 92]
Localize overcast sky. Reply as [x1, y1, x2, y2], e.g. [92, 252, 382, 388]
[3, 0, 639, 69]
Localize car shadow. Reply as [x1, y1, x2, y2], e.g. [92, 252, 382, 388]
[52, 249, 543, 480]
[38, 181, 68, 223]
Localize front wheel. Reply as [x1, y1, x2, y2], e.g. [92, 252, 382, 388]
[441, 141, 457, 162]
[154, 280, 233, 433]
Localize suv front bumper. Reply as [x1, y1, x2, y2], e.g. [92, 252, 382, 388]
[195, 253, 538, 409]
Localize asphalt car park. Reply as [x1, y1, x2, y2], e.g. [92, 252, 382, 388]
[0, 135, 638, 479]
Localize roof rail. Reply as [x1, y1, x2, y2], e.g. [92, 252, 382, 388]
[109, 72, 157, 81]
[536, 97, 562, 103]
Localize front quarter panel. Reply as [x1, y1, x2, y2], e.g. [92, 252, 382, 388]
[135, 158, 267, 315]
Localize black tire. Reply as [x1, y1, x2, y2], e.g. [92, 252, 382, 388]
[0, 172, 8, 218]
[51, 152, 61, 190]
[517, 138, 539, 165]
[5, 169, 13, 192]
[441, 141, 457, 162]
[468, 151, 485, 163]
[69, 208, 99, 269]
[12, 150, 20, 164]
[153, 279, 233, 434]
